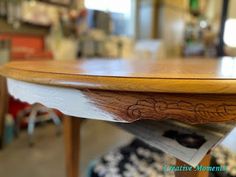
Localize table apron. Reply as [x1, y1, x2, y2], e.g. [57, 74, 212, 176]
[7, 78, 236, 124]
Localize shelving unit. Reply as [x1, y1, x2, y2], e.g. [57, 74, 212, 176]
[0, 18, 50, 36]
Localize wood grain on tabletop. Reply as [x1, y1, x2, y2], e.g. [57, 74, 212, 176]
[1, 57, 236, 93]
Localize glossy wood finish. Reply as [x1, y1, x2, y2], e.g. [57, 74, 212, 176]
[84, 90, 236, 124]
[1, 58, 236, 177]
[2, 57, 236, 93]
[175, 153, 211, 177]
[63, 116, 80, 177]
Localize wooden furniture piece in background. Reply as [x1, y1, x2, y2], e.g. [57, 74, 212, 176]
[0, 76, 8, 149]
[1, 58, 236, 177]
[0, 19, 49, 37]
[0, 38, 10, 149]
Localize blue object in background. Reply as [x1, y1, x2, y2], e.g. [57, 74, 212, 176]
[4, 114, 14, 145]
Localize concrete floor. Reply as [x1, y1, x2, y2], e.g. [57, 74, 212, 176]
[0, 120, 236, 177]
[0, 120, 133, 177]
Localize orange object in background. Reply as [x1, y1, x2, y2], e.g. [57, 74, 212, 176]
[0, 33, 54, 123]
[0, 33, 53, 60]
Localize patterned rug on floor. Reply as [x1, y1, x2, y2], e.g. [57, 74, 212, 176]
[87, 139, 236, 177]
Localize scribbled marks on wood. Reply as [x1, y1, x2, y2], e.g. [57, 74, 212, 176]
[127, 98, 236, 123]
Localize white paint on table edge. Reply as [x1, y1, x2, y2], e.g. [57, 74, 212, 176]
[7, 78, 125, 122]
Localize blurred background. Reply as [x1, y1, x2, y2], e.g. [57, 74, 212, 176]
[0, 0, 236, 61]
[1, 0, 236, 177]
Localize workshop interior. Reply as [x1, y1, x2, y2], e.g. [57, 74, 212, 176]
[0, 0, 236, 177]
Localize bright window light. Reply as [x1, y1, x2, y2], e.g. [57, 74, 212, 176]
[221, 57, 236, 77]
[224, 19, 236, 48]
[84, 0, 131, 14]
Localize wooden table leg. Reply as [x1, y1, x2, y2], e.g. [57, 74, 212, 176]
[63, 115, 81, 177]
[175, 154, 211, 177]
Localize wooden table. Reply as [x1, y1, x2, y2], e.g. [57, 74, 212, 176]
[1, 58, 236, 177]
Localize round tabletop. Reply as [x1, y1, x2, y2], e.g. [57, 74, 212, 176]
[1, 57, 236, 93]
